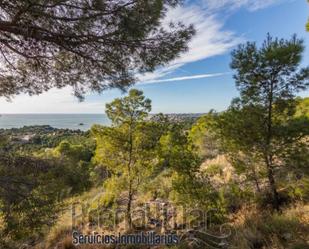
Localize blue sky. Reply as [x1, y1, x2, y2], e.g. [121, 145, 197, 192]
[0, 0, 308, 114]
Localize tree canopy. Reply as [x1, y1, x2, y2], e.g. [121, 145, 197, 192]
[0, 0, 194, 98]
[105, 88, 151, 125]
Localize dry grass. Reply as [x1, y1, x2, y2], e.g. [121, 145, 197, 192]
[200, 155, 238, 185]
[229, 204, 309, 249]
[33, 181, 309, 249]
[41, 204, 309, 249]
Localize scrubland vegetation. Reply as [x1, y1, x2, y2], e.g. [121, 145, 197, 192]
[0, 34, 308, 249]
[0, 0, 308, 248]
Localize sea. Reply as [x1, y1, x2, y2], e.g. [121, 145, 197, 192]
[0, 114, 111, 131]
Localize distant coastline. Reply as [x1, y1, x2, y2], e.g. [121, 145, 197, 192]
[0, 113, 204, 131]
[0, 114, 110, 131]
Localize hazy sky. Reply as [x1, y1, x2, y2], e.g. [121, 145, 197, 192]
[0, 0, 308, 114]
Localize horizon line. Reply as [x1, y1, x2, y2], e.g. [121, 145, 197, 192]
[0, 112, 207, 115]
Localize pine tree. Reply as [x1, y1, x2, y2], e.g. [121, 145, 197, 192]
[213, 35, 309, 210]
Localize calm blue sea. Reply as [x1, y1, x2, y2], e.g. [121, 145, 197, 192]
[0, 114, 111, 131]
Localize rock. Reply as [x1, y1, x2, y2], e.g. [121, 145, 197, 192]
[282, 233, 292, 240]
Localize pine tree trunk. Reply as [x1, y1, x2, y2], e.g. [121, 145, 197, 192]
[265, 80, 280, 211]
[265, 156, 280, 211]
[126, 187, 132, 229]
[251, 166, 261, 193]
[126, 117, 134, 229]
[254, 176, 261, 193]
